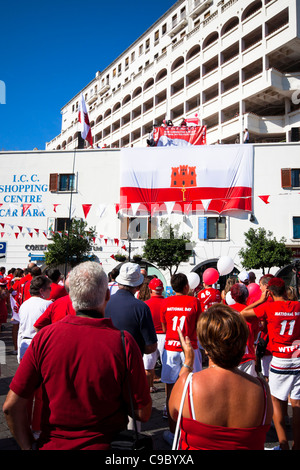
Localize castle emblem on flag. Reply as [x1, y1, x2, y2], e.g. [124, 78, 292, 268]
[171, 165, 197, 188]
[171, 165, 197, 201]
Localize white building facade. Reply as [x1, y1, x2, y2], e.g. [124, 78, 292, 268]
[46, 0, 300, 151]
[0, 143, 299, 289]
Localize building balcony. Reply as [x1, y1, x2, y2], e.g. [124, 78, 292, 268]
[87, 92, 98, 105]
[169, 14, 188, 38]
[190, 0, 211, 19]
[99, 84, 110, 96]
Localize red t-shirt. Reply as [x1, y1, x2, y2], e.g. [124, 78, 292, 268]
[197, 287, 221, 311]
[47, 282, 68, 301]
[145, 295, 165, 334]
[9, 316, 150, 450]
[160, 295, 201, 351]
[34, 295, 76, 329]
[16, 274, 32, 305]
[231, 302, 261, 364]
[254, 300, 300, 359]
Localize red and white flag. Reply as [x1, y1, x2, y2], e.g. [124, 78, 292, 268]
[120, 145, 253, 214]
[185, 113, 200, 127]
[152, 125, 206, 146]
[78, 93, 93, 147]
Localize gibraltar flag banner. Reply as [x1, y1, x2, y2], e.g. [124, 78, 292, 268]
[78, 93, 93, 147]
[152, 125, 206, 146]
[120, 145, 253, 214]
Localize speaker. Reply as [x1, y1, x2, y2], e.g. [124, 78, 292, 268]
[291, 127, 300, 142]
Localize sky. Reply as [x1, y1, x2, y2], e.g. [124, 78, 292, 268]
[0, 0, 176, 151]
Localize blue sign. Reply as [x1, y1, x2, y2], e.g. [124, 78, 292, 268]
[0, 242, 6, 254]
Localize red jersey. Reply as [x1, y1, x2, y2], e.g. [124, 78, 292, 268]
[4, 274, 14, 291]
[254, 300, 300, 359]
[144, 295, 165, 334]
[198, 287, 221, 311]
[231, 302, 261, 364]
[16, 274, 32, 305]
[34, 295, 76, 329]
[160, 295, 201, 351]
[47, 283, 68, 301]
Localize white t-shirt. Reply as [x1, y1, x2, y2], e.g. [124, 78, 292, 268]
[108, 281, 119, 296]
[18, 296, 52, 361]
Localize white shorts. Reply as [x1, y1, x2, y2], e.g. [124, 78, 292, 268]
[269, 357, 300, 401]
[143, 334, 165, 370]
[161, 348, 202, 384]
[238, 360, 257, 377]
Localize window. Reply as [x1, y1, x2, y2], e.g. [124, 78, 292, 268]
[49, 173, 76, 192]
[162, 23, 167, 35]
[55, 217, 71, 232]
[293, 217, 300, 239]
[199, 217, 227, 240]
[120, 216, 158, 240]
[59, 174, 75, 192]
[139, 44, 143, 55]
[131, 51, 135, 62]
[154, 30, 159, 42]
[145, 39, 150, 50]
[281, 168, 300, 188]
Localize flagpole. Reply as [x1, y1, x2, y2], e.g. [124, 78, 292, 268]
[64, 94, 92, 278]
[64, 146, 76, 279]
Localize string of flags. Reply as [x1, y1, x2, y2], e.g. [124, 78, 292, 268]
[0, 190, 298, 241]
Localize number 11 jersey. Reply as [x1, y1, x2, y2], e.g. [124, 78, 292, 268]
[160, 295, 202, 352]
[254, 300, 300, 359]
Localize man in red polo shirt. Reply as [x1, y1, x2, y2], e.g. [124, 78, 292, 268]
[3, 261, 151, 450]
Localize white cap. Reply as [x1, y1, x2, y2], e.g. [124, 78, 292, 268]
[238, 270, 249, 283]
[115, 263, 144, 287]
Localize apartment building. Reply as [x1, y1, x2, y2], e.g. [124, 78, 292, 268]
[46, 0, 300, 151]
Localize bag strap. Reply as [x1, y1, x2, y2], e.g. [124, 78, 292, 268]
[121, 330, 139, 439]
[172, 373, 193, 451]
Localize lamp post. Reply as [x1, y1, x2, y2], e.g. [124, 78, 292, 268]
[127, 232, 132, 262]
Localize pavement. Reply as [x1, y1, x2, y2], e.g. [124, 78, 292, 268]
[0, 321, 294, 451]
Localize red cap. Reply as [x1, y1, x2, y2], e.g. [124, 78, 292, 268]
[149, 278, 164, 292]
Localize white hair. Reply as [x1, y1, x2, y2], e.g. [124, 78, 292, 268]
[68, 261, 108, 311]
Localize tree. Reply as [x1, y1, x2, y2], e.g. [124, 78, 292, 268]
[238, 227, 293, 274]
[44, 219, 97, 269]
[142, 219, 193, 277]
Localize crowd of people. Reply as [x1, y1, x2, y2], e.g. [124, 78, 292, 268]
[0, 260, 299, 451]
